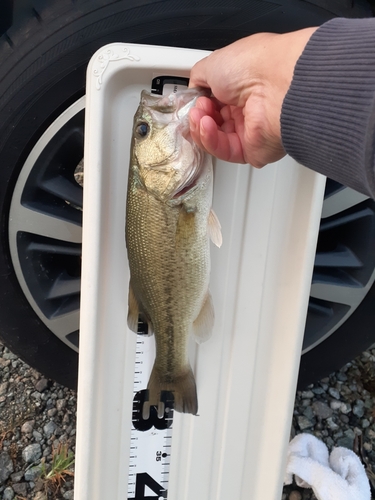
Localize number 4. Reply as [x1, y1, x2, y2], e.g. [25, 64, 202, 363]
[128, 472, 167, 499]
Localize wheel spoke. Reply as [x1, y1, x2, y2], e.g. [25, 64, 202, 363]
[310, 281, 367, 307]
[13, 205, 81, 243]
[42, 175, 83, 208]
[47, 274, 81, 300]
[308, 300, 333, 318]
[28, 241, 81, 255]
[46, 309, 80, 342]
[322, 186, 369, 219]
[314, 244, 362, 268]
[319, 207, 374, 231]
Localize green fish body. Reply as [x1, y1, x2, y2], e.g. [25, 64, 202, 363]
[126, 89, 222, 415]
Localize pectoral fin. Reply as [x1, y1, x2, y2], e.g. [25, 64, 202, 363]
[193, 291, 214, 344]
[208, 209, 222, 248]
[127, 282, 153, 336]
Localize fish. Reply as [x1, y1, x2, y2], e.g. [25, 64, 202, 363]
[125, 88, 222, 416]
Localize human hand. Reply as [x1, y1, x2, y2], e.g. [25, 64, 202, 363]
[189, 28, 317, 167]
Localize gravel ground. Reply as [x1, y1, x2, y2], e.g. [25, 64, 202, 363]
[1, 339, 375, 499]
[0, 341, 76, 500]
[283, 347, 375, 500]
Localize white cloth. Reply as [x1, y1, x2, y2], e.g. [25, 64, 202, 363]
[284, 433, 371, 500]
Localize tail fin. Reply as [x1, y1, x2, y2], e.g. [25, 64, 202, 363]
[147, 364, 198, 415]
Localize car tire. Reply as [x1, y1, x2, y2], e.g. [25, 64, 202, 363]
[0, 0, 372, 389]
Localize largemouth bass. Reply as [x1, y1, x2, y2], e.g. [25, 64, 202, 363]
[125, 88, 222, 416]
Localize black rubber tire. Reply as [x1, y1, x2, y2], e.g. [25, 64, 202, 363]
[0, 0, 372, 389]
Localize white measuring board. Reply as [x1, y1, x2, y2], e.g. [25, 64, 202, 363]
[75, 43, 326, 500]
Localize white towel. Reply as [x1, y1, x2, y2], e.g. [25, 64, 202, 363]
[284, 433, 371, 500]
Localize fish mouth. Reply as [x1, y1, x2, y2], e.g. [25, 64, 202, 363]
[172, 172, 199, 199]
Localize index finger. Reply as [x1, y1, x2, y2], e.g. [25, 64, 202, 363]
[189, 56, 211, 89]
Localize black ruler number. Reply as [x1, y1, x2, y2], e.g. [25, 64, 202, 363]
[129, 472, 167, 500]
[132, 389, 174, 431]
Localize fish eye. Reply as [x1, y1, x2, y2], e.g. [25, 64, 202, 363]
[135, 121, 149, 139]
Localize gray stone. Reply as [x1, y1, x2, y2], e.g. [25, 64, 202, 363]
[312, 387, 325, 395]
[56, 399, 66, 411]
[0, 382, 9, 396]
[326, 436, 334, 448]
[326, 417, 339, 430]
[330, 400, 341, 411]
[364, 399, 373, 409]
[328, 387, 340, 399]
[312, 401, 333, 419]
[337, 436, 354, 449]
[344, 429, 355, 440]
[340, 385, 352, 396]
[35, 378, 49, 392]
[340, 403, 351, 415]
[3, 486, 14, 500]
[10, 471, 24, 483]
[0, 452, 14, 484]
[340, 414, 350, 424]
[297, 415, 314, 430]
[22, 443, 42, 464]
[301, 390, 314, 399]
[31, 391, 42, 400]
[33, 430, 43, 442]
[0, 358, 10, 368]
[303, 406, 315, 420]
[43, 420, 59, 438]
[63, 491, 75, 500]
[364, 442, 372, 452]
[12, 483, 28, 496]
[353, 404, 365, 418]
[21, 420, 35, 434]
[24, 465, 41, 482]
[362, 419, 370, 429]
[3, 351, 17, 360]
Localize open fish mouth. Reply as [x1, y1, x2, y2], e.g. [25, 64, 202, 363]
[172, 176, 199, 199]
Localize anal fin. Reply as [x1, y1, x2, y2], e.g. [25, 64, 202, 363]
[127, 282, 153, 336]
[127, 283, 139, 333]
[193, 291, 214, 344]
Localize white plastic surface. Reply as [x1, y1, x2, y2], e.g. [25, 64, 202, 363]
[75, 43, 326, 500]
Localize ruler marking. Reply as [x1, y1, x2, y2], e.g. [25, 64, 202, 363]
[127, 336, 174, 499]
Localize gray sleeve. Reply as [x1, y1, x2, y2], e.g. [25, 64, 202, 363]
[281, 17, 375, 199]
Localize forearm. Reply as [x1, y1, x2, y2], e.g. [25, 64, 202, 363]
[281, 17, 375, 198]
